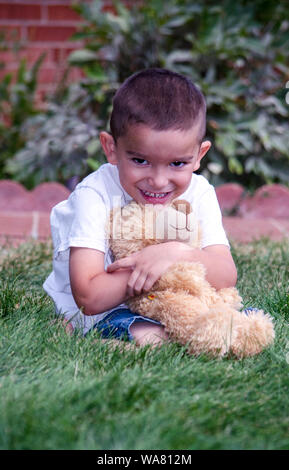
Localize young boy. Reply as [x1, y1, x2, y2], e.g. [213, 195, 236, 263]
[43, 68, 237, 346]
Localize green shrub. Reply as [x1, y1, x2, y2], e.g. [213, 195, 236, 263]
[5, 84, 106, 188]
[0, 34, 45, 180]
[69, 0, 289, 188]
[6, 0, 289, 188]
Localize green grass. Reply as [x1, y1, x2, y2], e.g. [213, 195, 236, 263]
[0, 238, 289, 450]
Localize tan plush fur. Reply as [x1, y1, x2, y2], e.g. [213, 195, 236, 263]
[109, 200, 275, 358]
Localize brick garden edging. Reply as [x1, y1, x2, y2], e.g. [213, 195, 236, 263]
[0, 180, 289, 245]
[215, 183, 289, 242]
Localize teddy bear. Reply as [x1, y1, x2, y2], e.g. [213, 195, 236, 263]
[108, 199, 275, 358]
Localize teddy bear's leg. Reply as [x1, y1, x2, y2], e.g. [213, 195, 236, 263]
[128, 289, 274, 358]
[217, 287, 243, 310]
[183, 304, 242, 357]
[187, 304, 275, 358]
[128, 291, 248, 358]
[127, 289, 209, 347]
[229, 309, 275, 358]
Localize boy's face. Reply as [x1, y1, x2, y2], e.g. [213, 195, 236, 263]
[100, 124, 211, 205]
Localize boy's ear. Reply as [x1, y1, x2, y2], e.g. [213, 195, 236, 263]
[193, 140, 211, 172]
[99, 131, 118, 165]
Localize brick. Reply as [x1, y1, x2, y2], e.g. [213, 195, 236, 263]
[0, 48, 52, 67]
[0, 63, 19, 73]
[37, 66, 61, 84]
[27, 25, 77, 42]
[223, 217, 289, 243]
[19, 47, 53, 63]
[0, 26, 22, 42]
[31, 182, 70, 212]
[47, 5, 82, 22]
[51, 47, 80, 65]
[38, 212, 51, 239]
[0, 51, 17, 64]
[238, 184, 289, 219]
[35, 65, 84, 86]
[0, 180, 70, 214]
[0, 4, 41, 21]
[51, 47, 64, 64]
[0, 211, 34, 237]
[0, 234, 27, 247]
[0, 212, 288, 246]
[0, 180, 34, 212]
[0, 65, 59, 88]
[51, 46, 80, 64]
[216, 183, 244, 216]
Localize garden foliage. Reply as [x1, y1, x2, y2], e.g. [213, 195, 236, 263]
[0, 35, 44, 181]
[5, 0, 289, 188]
[5, 85, 106, 188]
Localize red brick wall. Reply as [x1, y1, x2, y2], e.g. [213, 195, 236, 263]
[0, 0, 139, 106]
[0, 0, 93, 104]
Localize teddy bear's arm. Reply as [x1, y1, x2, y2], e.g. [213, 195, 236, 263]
[153, 261, 207, 297]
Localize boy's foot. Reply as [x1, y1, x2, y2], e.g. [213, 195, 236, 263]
[49, 318, 74, 335]
[63, 320, 74, 335]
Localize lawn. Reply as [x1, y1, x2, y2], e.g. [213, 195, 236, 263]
[0, 238, 289, 450]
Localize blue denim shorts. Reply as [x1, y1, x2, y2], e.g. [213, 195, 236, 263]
[88, 306, 259, 341]
[91, 308, 162, 341]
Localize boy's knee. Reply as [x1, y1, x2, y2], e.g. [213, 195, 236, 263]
[130, 322, 169, 347]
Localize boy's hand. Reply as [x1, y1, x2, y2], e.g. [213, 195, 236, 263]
[107, 242, 190, 297]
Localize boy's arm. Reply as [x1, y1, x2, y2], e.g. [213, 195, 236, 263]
[107, 242, 237, 295]
[70, 243, 237, 316]
[69, 247, 131, 316]
[188, 244, 237, 290]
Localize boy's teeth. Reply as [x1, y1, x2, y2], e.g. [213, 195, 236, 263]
[143, 191, 167, 198]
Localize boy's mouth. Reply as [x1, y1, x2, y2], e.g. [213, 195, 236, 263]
[139, 189, 172, 203]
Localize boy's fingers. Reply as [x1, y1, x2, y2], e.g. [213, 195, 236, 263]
[127, 270, 142, 297]
[127, 270, 137, 296]
[106, 262, 117, 272]
[127, 271, 147, 297]
[133, 274, 149, 296]
[142, 274, 156, 293]
[107, 258, 133, 272]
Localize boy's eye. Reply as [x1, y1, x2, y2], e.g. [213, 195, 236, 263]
[132, 158, 148, 165]
[131, 158, 187, 168]
[171, 161, 186, 168]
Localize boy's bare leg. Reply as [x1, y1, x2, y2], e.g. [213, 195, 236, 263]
[62, 319, 135, 350]
[130, 322, 169, 347]
[61, 319, 168, 349]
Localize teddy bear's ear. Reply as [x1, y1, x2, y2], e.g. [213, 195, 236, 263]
[171, 199, 192, 215]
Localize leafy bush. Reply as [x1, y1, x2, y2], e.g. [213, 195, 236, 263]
[0, 34, 45, 180]
[7, 0, 289, 188]
[6, 85, 106, 188]
[69, 0, 289, 188]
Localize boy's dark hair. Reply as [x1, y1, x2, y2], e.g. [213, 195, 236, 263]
[110, 68, 206, 142]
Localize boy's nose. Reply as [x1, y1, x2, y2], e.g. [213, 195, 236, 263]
[147, 170, 169, 190]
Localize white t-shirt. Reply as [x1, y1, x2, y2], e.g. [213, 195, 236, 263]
[43, 163, 229, 335]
